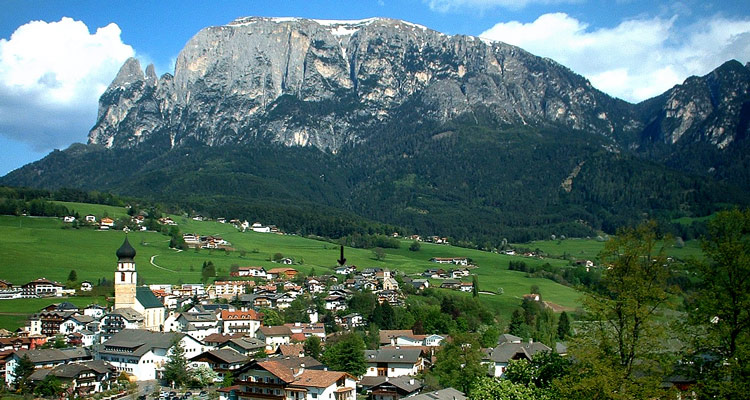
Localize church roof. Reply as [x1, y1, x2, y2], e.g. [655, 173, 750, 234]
[116, 237, 136, 261]
[136, 287, 164, 309]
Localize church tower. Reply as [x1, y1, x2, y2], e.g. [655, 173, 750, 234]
[114, 236, 137, 309]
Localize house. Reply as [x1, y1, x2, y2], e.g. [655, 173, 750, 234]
[34, 310, 77, 337]
[423, 334, 446, 347]
[235, 266, 267, 278]
[279, 258, 294, 265]
[379, 330, 417, 347]
[339, 313, 364, 329]
[324, 294, 347, 312]
[334, 265, 356, 275]
[482, 338, 552, 377]
[97, 329, 204, 381]
[267, 267, 298, 280]
[27, 360, 117, 397]
[231, 357, 355, 400]
[251, 222, 271, 233]
[429, 257, 468, 266]
[189, 349, 249, 383]
[212, 281, 255, 299]
[257, 326, 293, 352]
[80, 281, 93, 292]
[283, 322, 325, 340]
[364, 348, 425, 377]
[100, 217, 114, 228]
[5, 347, 92, 387]
[410, 388, 466, 400]
[100, 308, 144, 341]
[218, 337, 266, 357]
[523, 293, 541, 302]
[450, 269, 470, 278]
[422, 269, 446, 279]
[164, 312, 220, 341]
[359, 376, 423, 400]
[63, 216, 76, 223]
[306, 278, 326, 294]
[439, 280, 461, 290]
[85, 215, 97, 223]
[459, 282, 474, 292]
[221, 310, 261, 337]
[409, 279, 429, 291]
[21, 278, 64, 297]
[60, 314, 95, 335]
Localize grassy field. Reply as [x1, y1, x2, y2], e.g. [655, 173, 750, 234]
[0, 203, 587, 325]
[51, 201, 129, 219]
[516, 237, 704, 262]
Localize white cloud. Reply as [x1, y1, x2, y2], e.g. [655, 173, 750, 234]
[480, 13, 750, 102]
[0, 17, 134, 150]
[426, 0, 578, 12]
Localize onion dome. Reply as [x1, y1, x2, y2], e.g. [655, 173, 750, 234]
[116, 237, 136, 261]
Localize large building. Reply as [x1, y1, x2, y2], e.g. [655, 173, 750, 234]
[113, 237, 166, 331]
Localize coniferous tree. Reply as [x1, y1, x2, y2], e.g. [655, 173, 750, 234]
[13, 354, 35, 392]
[163, 339, 189, 388]
[303, 336, 322, 360]
[557, 311, 571, 340]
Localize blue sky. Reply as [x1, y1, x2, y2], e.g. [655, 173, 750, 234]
[1, 0, 749, 176]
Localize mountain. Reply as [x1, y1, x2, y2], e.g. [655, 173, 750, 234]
[2, 17, 748, 243]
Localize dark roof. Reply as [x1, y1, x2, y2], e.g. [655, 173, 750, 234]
[190, 349, 249, 364]
[29, 360, 114, 381]
[483, 341, 552, 363]
[410, 388, 466, 400]
[364, 348, 422, 364]
[56, 302, 79, 311]
[100, 329, 184, 357]
[136, 287, 164, 309]
[116, 237, 136, 261]
[15, 347, 92, 364]
[259, 326, 293, 337]
[222, 337, 265, 351]
[109, 308, 143, 321]
[498, 334, 522, 344]
[360, 376, 423, 393]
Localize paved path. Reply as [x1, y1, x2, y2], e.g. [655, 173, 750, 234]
[149, 255, 177, 272]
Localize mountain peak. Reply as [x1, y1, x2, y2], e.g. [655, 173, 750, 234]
[109, 57, 144, 89]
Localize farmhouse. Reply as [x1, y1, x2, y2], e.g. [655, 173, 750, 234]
[364, 348, 425, 378]
[483, 337, 552, 378]
[221, 310, 261, 337]
[429, 257, 468, 266]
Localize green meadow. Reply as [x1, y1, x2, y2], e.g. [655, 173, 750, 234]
[516, 237, 704, 262]
[20, 202, 729, 331]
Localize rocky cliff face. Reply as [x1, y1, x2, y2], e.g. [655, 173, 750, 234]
[636, 60, 750, 149]
[88, 17, 637, 152]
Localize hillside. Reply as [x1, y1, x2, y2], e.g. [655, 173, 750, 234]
[0, 207, 583, 316]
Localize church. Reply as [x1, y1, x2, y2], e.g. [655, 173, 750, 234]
[114, 236, 166, 331]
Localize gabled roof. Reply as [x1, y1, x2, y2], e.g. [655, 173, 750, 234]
[100, 329, 184, 357]
[14, 347, 91, 364]
[410, 388, 467, 400]
[109, 307, 143, 321]
[290, 370, 351, 388]
[364, 348, 422, 364]
[483, 341, 552, 363]
[136, 287, 165, 309]
[189, 348, 249, 364]
[236, 357, 325, 384]
[203, 333, 244, 345]
[221, 309, 260, 321]
[360, 376, 423, 393]
[259, 326, 293, 337]
[66, 314, 95, 324]
[223, 337, 265, 351]
[278, 343, 305, 357]
[379, 330, 415, 344]
[180, 312, 218, 323]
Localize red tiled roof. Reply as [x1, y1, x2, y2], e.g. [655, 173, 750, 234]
[221, 310, 260, 320]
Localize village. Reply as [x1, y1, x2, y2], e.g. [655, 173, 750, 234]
[0, 229, 564, 400]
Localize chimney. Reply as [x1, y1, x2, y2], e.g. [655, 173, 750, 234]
[294, 364, 305, 377]
[409, 378, 414, 385]
[385, 377, 389, 382]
